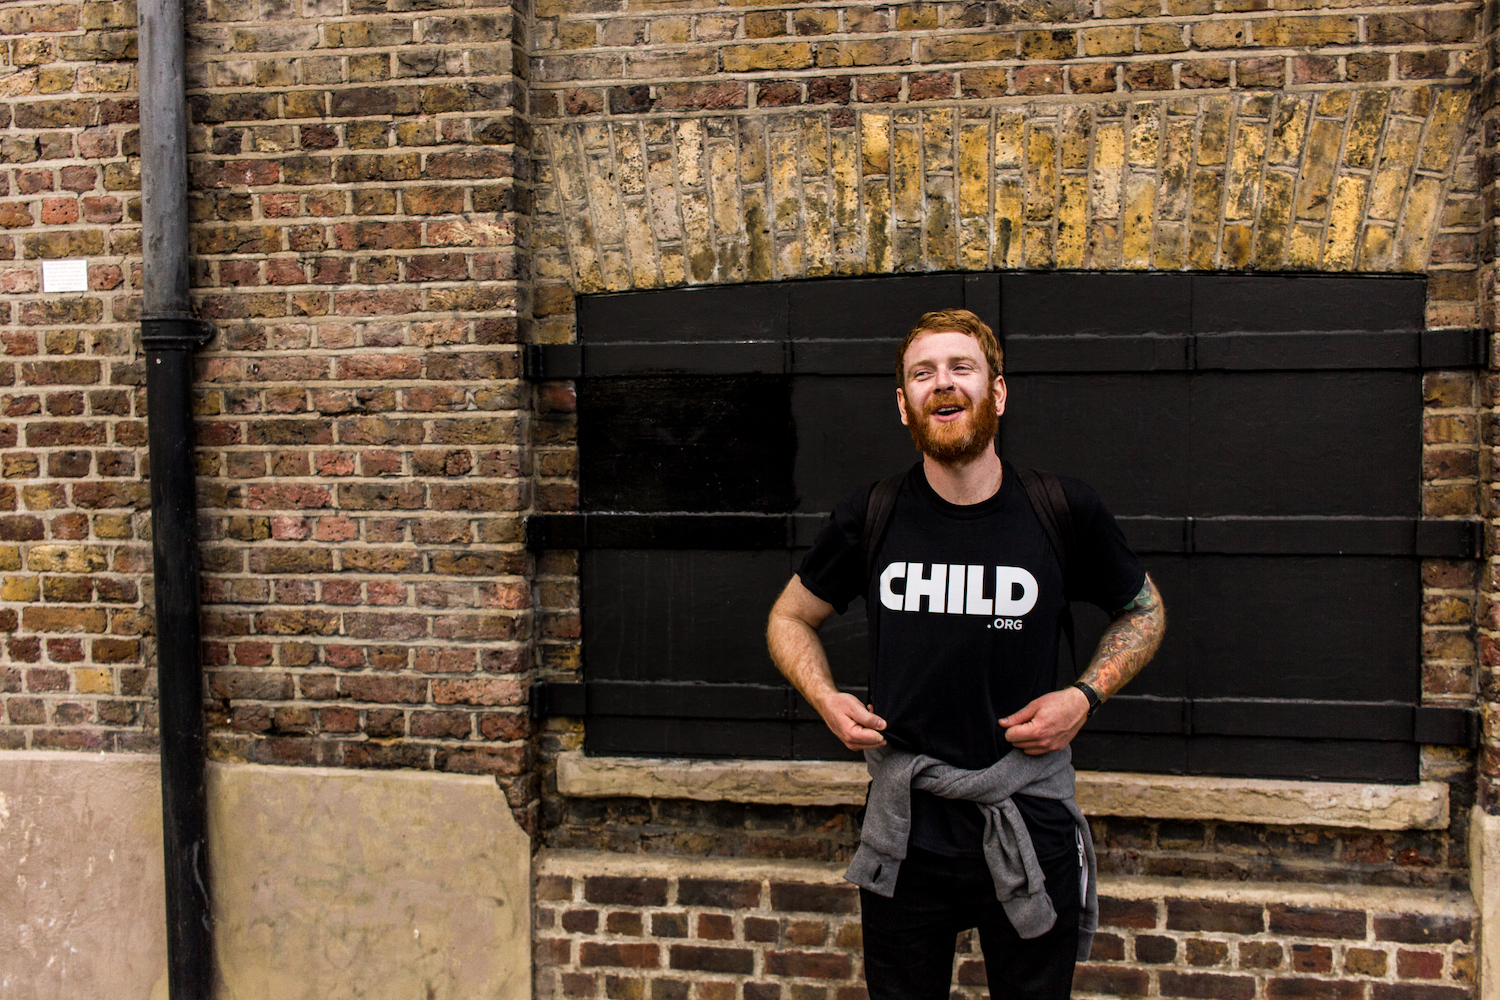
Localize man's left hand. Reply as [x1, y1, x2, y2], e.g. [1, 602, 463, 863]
[999, 687, 1091, 755]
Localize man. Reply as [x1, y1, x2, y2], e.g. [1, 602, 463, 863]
[766, 308, 1165, 1000]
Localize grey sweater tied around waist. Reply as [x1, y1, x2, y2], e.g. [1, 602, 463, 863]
[844, 745, 1098, 962]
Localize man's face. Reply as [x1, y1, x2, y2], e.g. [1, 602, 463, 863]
[896, 330, 1006, 466]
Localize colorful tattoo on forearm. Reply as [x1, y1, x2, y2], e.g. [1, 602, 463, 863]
[1078, 574, 1166, 701]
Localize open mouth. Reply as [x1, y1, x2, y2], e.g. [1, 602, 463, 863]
[931, 403, 967, 418]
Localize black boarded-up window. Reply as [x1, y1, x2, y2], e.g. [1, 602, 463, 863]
[527, 273, 1482, 782]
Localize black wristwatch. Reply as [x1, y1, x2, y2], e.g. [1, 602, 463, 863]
[1072, 681, 1102, 718]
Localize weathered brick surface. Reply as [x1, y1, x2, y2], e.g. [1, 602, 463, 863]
[536, 863, 1477, 1000]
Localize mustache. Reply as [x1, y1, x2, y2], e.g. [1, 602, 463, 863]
[922, 391, 973, 414]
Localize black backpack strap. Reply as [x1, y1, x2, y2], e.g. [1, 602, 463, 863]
[862, 471, 907, 582]
[1016, 467, 1079, 676]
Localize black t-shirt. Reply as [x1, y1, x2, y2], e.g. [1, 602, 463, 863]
[797, 459, 1146, 860]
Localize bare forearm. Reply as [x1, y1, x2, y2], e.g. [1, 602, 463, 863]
[767, 612, 840, 712]
[1077, 573, 1165, 700]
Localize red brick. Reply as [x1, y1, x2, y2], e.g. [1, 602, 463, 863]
[1167, 900, 1263, 934]
[764, 951, 851, 979]
[1397, 951, 1445, 980]
[1374, 915, 1471, 944]
[1074, 965, 1150, 997]
[1267, 979, 1362, 1000]
[667, 946, 753, 975]
[580, 943, 660, 969]
[584, 877, 667, 907]
[1160, 972, 1256, 1000]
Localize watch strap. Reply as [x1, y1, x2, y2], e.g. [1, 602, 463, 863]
[1072, 681, 1102, 717]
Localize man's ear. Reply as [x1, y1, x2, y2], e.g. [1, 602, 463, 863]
[993, 375, 1007, 417]
[896, 387, 910, 427]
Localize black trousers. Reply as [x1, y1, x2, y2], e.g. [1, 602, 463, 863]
[859, 846, 1081, 1000]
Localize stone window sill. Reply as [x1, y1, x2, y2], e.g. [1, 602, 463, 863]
[555, 752, 1449, 831]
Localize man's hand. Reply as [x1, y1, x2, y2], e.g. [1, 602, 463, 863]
[999, 687, 1090, 755]
[821, 692, 887, 751]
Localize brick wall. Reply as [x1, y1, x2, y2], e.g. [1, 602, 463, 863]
[0, 0, 153, 753]
[180, 0, 538, 826]
[534, 855, 1478, 1000]
[1476, 0, 1500, 815]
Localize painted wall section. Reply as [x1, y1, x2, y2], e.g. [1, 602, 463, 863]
[0, 751, 531, 1000]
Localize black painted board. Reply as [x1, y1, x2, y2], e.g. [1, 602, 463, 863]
[1001, 273, 1193, 337]
[790, 274, 967, 340]
[582, 549, 792, 684]
[582, 341, 787, 376]
[1084, 696, 1189, 734]
[1005, 335, 1190, 373]
[578, 376, 796, 513]
[791, 376, 918, 513]
[586, 681, 789, 720]
[583, 514, 789, 550]
[1191, 699, 1413, 741]
[1070, 733, 1188, 774]
[587, 717, 792, 758]
[1194, 331, 1416, 371]
[999, 373, 1190, 516]
[1191, 517, 1416, 556]
[1421, 328, 1486, 369]
[1191, 275, 1425, 333]
[1186, 736, 1417, 783]
[792, 339, 903, 376]
[964, 273, 1001, 335]
[580, 284, 790, 343]
[1187, 555, 1418, 702]
[791, 720, 864, 761]
[1188, 371, 1419, 517]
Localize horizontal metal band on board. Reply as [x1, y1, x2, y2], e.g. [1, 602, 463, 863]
[524, 329, 1488, 379]
[524, 513, 1480, 558]
[530, 681, 1479, 747]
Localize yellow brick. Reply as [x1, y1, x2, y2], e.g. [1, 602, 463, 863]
[818, 38, 910, 68]
[769, 132, 799, 233]
[75, 668, 113, 695]
[659, 247, 684, 286]
[557, 21, 596, 48]
[1224, 120, 1267, 221]
[916, 34, 1015, 64]
[1198, 98, 1231, 166]
[1192, 20, 1248, 50]
[1369, 119, 1421, 221]
[1343, 90, 1389, 169]
[1294, 117, 1343, 221]
[803, 180, 832, 276]
[650, 17, 690, 44]
[831, 131, 859, 228]
[744, 188, 772, 281]
[1082, 26, 1135, 57]
[0, 547, 19, 572]
[624, 197, 657, 288]
[744, 10, 786, 37]
[709, 139, 742, 238]
[802, 117, 829, 177]
[1092, 122, 1125, 219]
[1286, 222, 1321, 267]
[862, 113, 890, 174]
[995, 113, 1024, 170]
[679, 193, 713, 283]
[865, 178, 893, 271]
[1, 577, 39, 602]
[1129, 104, 1160, 166]
[1396, 176, 1443, 271]
[1057, 175, 1088, 268]
[1359, 224, 1394, 270]
[739, 116, 766, 185]
[26, 545, 108, 573]
[1024, 126, 1057, 222]
[1157, 119, 1193, 221]
[776, 233, 802, 279]
[1253, 170, 1294, 269]
[724, 42, 812, 72]
[1123, 173, 1154, 267]
[958, 123, 988, 219]
[896, 4, 937, 31]
[1221, 223, 1252, 269]
[793, 9, 837, 35]
[1152, 223, 1185, 270]
[1267, 96, 1308, 166]
[1253, 15, 1357, 47]
[1419, 89, 1471, 173]
[1322, 175, 1367, 270]
[892, 127, 921, 223]
[994, 177, 1022, 269]
[1140, 24, 1187, 53]
[923, 109, 954, 173]
[675, 118, 704, 187]
[1022, 222, 1054, 268]
[1316, 90, 1351, 117]
[600, 248, 631, 291]
[925, 174, 957, 270]
[1019, 30, 1075, 61]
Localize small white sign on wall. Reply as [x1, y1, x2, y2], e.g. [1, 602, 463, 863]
[42, 259, 88, 293]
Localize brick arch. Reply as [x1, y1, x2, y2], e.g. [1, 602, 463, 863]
[531, 89, 1478, 340]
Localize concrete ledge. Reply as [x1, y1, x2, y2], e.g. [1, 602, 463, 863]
[556, 752, 1450, 830]
[1472, 807, 1499, 1000]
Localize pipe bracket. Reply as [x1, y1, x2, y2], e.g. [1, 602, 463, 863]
[142, 317, 217, 351]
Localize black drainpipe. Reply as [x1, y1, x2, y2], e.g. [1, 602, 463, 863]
[138, 0, 216, 993]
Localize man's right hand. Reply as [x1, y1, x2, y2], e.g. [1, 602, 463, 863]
[820, 692, 887, 751]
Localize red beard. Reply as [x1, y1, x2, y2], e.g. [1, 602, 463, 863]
[903, 387, 999, 465]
